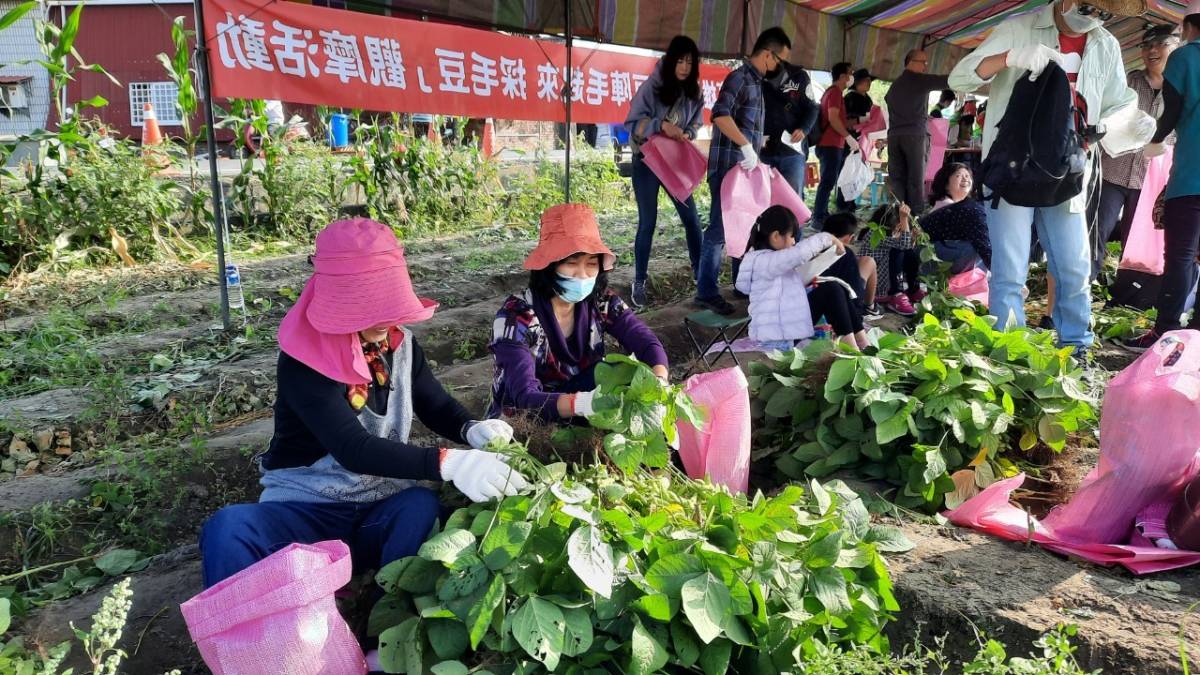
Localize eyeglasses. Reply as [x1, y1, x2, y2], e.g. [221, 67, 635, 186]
[769, 51, 785, 66]
[1077, 3, 1114, 22]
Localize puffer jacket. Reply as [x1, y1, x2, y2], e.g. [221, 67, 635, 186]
[736, 232, 839, 342]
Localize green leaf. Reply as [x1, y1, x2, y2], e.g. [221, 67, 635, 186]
[645, 553, 704, 596]
[94, 548, 140, 576]
[0, 598, 10, 634]
[480, 520, 532, 571]
[57, 3, 84, 59]
[466, 575, 505, 649]
[864, 525, 915, 553]
[426, 620, 469, 661]
[377, 556, 441, 594]
[825, 359, 857, 398]
[632, 592, 677, 621]
[765, 386, 803, 418]
[1038, 415, 1068, 451]
[437, 554, 488, 601]
[1019, 428, 1039, 451]
[921, 447, 949, 485]
[923, 353, 948, 379]
[681, 572, 732, 644]
[512, 597, 565, 670]
[629, 617, 670, 675]
[561, 606, 594, 657]
[810, 479, 833, 515]
[671, 620, 701, 667]
[876, 411, 910, 445]
[419, 529, 476, 564]
[368, 594, 412, 637]
[698, 638, 732, 675]
[803, 530, 843, 569]
[810, 567, 851, 614]
[567, 525, 614, 598]
[430, 662, 469, 675]
[379, 616, 423, 674]
[0, 2, 36, 33]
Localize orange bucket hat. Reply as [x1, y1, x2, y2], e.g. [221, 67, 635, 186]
[523, 203, 616, 271]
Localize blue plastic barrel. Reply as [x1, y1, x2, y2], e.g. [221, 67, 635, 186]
[329, 113, 349, 148]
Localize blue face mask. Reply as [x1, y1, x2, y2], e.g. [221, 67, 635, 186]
[556, 274, 597, 304]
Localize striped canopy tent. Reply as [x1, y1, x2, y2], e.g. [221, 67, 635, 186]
[341, 0, 1190, 80]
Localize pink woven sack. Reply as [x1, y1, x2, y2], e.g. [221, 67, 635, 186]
[721, 165, 772, 259]
[924, 118, 951, 182]
[768, 167, 813, 227]
[1120, 146, 1172, 276]
[641, 134, 708, 204]
[947, 267, 989, 306]
[675, 367, 752, 494]
[181, 540, 367, 675]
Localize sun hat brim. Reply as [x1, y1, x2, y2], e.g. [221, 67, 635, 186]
[306, 265, 437, 334]
[1089, 0, 1147, 17]
[523, 242, 616, 272]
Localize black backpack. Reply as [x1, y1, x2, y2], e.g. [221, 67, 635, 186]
[978, 62, 1087, 208]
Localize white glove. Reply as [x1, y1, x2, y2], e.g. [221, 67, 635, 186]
[1144, 142, 1167, 158]
[440, 448, 530, 503]
[739, 143, 758, 171]
[1132, 115, 1158, 145]
[1005, 45, 1064, 80]
[570, 389, 597, 418]
[464, 419, 513, 450]
[845, 135, 860, 153]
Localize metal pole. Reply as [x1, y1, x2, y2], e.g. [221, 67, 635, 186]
[192, 0, 232, 331]
[563, 0, 573, 201]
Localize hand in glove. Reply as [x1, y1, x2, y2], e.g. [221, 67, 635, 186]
[440, 448, 530, 503]
[568, 389, 598, 418]
[1005, 45, 1064, 80]
[1144, 142, 1167, 158]
[1132, 114, 1158, 145]
[739, 143, 759, 171]
[464, 419, 514, 450]
[845, 135, 860, 153]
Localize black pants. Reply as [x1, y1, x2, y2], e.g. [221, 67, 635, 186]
[1154, 196, 1200, 332]
[888, 248, 921, 295]
[1089, 180, 1140, 280]
[809, 282, 863, 336]
[887, 133, 930, 210]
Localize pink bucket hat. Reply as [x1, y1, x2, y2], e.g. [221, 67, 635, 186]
[524, 203, 616, 271]
[278, 219, 436, 385]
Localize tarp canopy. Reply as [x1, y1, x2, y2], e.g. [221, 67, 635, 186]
[335, 0, 1191, 79]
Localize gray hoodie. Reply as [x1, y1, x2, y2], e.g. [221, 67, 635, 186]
[624, 59, 705, 156]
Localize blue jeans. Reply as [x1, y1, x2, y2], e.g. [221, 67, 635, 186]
[933, 239, 984, 275]
[987, 198, 1094, 347]
[696, 171, 732, 301]
[199, 487, 440, 588]
[762, 151, 806, 202]
[813, 146, 844, 226]
[632, 156, 702, 282]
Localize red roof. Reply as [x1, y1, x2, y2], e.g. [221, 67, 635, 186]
[0, 76, 32, 84]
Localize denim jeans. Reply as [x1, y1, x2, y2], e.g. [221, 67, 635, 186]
[1154, 196, 1200, 332]
[762, 151, 807, 202]
[987, 197, 1094, 347]
[199, 487, 440, 588]
[813, 146, 844, 226]
[933, 239, 984, 274]
[632, 156, 703, 282]
[696, 171, 740, 301]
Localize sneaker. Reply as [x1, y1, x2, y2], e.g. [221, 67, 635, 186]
[1070, 344, 1093, 363]
[1038, 315, 1055, 331]
[863, 302, 884, 319]
[883, 293, 916, 317]
[1121, 329, 1162, 353]
[907, 288, 928, 303]
[693, 295, 736, 316]
[631, 279, 647, 309]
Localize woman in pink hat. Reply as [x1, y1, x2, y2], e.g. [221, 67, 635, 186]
[489, 203, 669, 421]
[199, 218, 529, 591]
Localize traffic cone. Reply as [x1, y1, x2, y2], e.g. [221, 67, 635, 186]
[141, 102, 163, 146]
[481, 117, 495, 158]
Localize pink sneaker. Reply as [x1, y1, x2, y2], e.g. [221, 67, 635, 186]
[907, 288, 928, 303]
[885, 293, 916, 316]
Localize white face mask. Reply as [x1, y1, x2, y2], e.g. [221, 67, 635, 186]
[1060, 4, 1104, 34]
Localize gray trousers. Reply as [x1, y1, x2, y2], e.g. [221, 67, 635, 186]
[887, 133, 930, 209]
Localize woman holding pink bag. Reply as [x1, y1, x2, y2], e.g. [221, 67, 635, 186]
[624, 35, 706, 308]
[199, 219, 530, 592]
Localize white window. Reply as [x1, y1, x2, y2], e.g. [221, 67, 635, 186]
[128, 82, 183, 127]
[0, 81, 30, 112]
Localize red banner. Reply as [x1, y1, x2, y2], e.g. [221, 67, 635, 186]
[201, 0, 731, 124]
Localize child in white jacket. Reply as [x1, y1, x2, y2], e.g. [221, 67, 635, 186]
[736, 206, 868, 352]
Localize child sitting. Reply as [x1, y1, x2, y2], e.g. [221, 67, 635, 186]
[736, 206, 868, 352]
[856, 202, 922, 316]
[820, 212, 881, 319]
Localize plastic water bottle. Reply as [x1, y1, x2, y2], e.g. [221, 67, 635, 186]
[225, 264, 245, 311]
[813, 316, 833, 341]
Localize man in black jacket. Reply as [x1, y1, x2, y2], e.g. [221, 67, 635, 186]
[761, 62, 819, 199]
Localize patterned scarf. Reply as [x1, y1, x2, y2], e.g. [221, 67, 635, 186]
[347, 328, 402, 410]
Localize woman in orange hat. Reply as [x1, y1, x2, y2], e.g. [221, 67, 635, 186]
[199, 218, 530, 595]
[488, 203, 669, 421]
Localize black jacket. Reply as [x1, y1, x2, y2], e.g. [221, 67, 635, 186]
[762, 65, 819, 157]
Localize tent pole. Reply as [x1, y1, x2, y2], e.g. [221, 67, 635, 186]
[192, 0, 232, 331]
[564, 0, 572, 201]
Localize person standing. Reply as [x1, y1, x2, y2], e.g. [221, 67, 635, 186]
[885, 50, 951, 211]
[949, 0, 1152, 355]
[839, 68, 875, 212]
[693, 27, 792, 316]
[761, 62, 819, 198]
[624, 35, 706, 309]
[813, 62, 856, 228]
[930, 90, 957, 119]
[1091, 24, 1180, 280]
[1125, 7, 1200, 350]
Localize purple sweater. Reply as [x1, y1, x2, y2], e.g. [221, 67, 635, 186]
[488, 289, 668, 421]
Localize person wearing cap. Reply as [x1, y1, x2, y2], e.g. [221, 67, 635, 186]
[838, 68, 875, 212]
[1091, 24, 1181, 283]
[949, 0, 1155, 355]
[884, 50, 952, 211]
[761, 62, 820, 198]
[695, 26, 793, 316]
[813, 62, 857, 228]
[489, 204, 669, 422]
[1125, 6, 1200, 350]
[199, 218, 530, 589]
